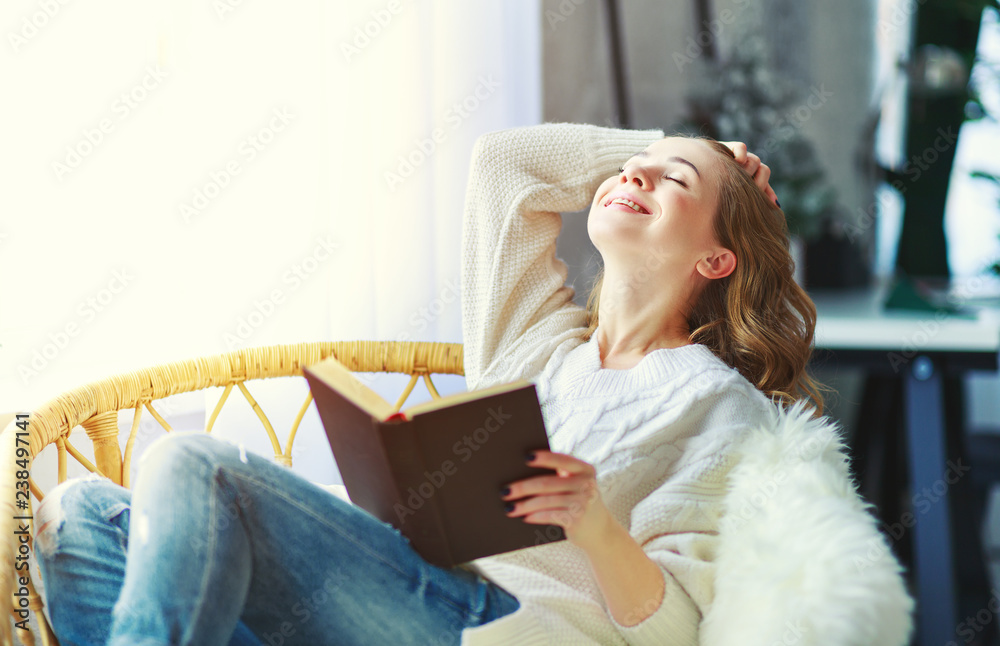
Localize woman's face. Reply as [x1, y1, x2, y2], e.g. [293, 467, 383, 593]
[587, 137, 727, 278]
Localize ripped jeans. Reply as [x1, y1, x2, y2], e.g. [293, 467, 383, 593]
[33, 432, 520, 646]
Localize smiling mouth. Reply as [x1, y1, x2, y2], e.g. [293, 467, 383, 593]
[604, 197, 650, 214]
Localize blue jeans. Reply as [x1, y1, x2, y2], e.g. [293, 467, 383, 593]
[34, 432, 521, 646]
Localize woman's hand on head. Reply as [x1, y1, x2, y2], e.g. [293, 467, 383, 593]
[720, 141, 779, 206]
[501, 450, 617, 552]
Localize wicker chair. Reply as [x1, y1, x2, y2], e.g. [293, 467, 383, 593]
[0, 339, 914, 646]
[0, 340, 464, 646]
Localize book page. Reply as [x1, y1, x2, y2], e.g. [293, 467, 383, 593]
[401, 379, 533, 418]
[305, 357, 395, 420]
[315, 482, 352, 504]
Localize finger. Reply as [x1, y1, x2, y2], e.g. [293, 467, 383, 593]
[520, 509, 578, 527]
[506, 493, 588, 520]
[502, 473, 593, 501]
[754, 162, 771, 191]
[743, 152, 761, 176]
[766, 185, 778, 204]
[525, 450, 595, 477]
[721, 141, 748, 163]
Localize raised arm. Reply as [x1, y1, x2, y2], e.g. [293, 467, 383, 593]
[460, 122, 663, 390]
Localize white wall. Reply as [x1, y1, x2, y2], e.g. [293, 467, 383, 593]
[2, 0, 542, 491]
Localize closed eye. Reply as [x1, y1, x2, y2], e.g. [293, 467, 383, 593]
[620, 163, 689, 187]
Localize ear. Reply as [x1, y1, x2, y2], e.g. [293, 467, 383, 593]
[696, 248, 736, 280]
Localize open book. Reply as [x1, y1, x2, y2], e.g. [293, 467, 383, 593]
[303, 357, 566, 568]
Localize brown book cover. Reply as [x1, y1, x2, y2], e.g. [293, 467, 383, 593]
[302, 357, 566, 568]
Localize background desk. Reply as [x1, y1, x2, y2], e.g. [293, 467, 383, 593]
[810, 285, 1000, 645]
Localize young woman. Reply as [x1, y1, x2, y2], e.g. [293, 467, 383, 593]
[33, 122, 818, 646]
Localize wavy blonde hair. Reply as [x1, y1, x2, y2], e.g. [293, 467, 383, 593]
[582, 136, 825, 413]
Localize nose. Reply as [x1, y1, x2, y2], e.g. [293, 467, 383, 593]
[620, 166, 649, 189]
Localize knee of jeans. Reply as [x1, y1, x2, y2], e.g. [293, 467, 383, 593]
[137, 431, 224, 474]
[34, 473, 122, 560]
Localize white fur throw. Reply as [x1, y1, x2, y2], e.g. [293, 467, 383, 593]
[700, 401, 915, 646]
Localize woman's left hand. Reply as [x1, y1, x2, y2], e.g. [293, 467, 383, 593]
[501, 450, 616, 551]
[720, 141, 779, 206]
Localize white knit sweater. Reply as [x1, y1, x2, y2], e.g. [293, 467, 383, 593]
[456, 123, 779, 646]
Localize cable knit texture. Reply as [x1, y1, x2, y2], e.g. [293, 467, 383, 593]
[456, 123, 780, 646]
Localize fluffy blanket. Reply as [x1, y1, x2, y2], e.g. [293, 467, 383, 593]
[699, 401, 915, 645]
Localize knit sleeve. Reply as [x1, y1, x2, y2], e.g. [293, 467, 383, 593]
[605, 385, 778, 645]
[459, 122, 663, 390]
[606, 526, 713, 646]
